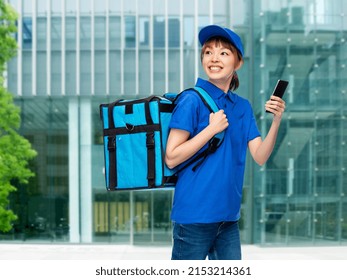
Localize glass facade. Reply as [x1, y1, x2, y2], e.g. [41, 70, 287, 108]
[2, 0, 346, 246]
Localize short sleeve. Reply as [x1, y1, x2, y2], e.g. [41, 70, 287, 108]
[246, 102, 261, 142]
[169, 91, 200, 136]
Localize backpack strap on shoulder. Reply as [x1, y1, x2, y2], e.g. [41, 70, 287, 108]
[175, 86, 225, 172]
[191, 86, 225, 149]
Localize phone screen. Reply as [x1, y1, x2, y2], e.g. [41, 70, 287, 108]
[272, 80, 288, 98]
[266, 80, 288, 113]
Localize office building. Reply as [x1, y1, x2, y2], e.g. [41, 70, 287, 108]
[2, 0, 346, 246]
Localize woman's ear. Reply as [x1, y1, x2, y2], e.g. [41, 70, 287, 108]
[235, 57, 243, 71]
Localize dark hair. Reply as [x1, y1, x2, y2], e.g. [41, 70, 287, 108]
[200, 36, 242, 91]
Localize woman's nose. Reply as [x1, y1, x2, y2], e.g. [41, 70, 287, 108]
[211, 54, 219, 61]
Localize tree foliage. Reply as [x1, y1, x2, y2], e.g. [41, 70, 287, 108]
[0, 0, 37, 232]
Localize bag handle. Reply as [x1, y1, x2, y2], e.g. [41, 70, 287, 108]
[106, 97, 157, 129]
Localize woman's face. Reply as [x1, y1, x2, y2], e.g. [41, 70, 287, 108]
[201, 39, 242, 92]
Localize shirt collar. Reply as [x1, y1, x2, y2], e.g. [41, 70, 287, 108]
[195, 78, 237, 103]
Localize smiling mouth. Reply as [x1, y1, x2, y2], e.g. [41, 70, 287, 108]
[209, 66, 222, 71]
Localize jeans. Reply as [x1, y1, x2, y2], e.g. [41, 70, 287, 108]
[171, 221, 241, 260]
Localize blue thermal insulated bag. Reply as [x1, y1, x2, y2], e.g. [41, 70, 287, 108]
[99, 87, 224, 191]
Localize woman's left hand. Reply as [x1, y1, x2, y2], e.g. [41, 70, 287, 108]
[265, 96, 286, 120]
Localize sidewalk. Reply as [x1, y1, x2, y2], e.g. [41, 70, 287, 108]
[0, 243, 346, 260]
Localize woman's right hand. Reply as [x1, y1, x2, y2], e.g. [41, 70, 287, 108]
[165, 110, 228, 169]
[209, 109, 229, 134]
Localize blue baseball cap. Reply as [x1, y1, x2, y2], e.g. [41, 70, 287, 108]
[198, 25, 244, 58]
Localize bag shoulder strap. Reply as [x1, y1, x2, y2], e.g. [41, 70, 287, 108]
[190, 86, 224, 146]
[192, 86, 219, 112]
[174, 86, 225, 172]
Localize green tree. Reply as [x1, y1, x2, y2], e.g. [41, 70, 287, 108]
[0, 0, 37, 232]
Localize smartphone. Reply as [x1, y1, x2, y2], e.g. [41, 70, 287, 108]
[266, 79, 288, 113]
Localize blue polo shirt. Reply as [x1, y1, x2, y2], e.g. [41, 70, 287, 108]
[169, 78, 260, 223]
